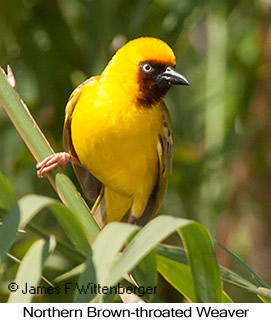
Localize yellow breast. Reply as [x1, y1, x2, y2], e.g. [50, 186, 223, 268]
[71, 80, 162, 199]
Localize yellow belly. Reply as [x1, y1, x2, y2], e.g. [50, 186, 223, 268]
[71, 87, 162, 207]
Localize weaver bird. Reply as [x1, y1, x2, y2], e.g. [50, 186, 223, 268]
[37, 37, 189, 227]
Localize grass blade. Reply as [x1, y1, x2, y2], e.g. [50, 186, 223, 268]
[156, 254, 196, 302]
[0, 172, 16, 211]
[258, 288, 271, 303]
[0, 67, 100, 243]
[106, 216, 193, 287]
[92, 222, 139, 286]
[74, 251, 96, 302]
[0, 194, 91, 264]
[155, 244, 187, 264]
[130, 250, 157, 300]
[217, 242, 270, 288]
[0, 204, 20, 265]
[222, 291, 233, 303]
[178, 222, 222, 302]
[156, 243, 271, 300]
[8, 237, 56, 303]
[55, 263, 86, 283]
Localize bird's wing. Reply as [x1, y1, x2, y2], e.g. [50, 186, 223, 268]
[63, 76, 102, 201]
[137, 101, 173, 226]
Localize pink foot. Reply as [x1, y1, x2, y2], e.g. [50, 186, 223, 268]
[36, 152, 79, 178]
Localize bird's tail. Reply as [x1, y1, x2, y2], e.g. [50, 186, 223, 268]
[91, 187, 132, 227]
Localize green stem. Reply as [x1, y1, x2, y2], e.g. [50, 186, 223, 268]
[0, 67, 100, 243]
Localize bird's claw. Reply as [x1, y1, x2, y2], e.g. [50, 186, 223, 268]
[36, 152, 77, 178]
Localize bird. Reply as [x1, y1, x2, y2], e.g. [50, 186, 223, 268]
[36, 37, 189, 227]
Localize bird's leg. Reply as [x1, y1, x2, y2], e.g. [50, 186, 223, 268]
[36, 152, 79, 178]
[128, 214, 139, 225]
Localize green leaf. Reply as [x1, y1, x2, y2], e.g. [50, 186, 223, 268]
[92, 222, 140, 286]
[0, 69, 100, 243]
[222, 291, 233, 303]
[73, 222, 139, 303]
[74, 250, 96, 303]
[27, 223, 85, 264]
[217, 242, 270, 288]
[55, 263, 86, 283]
[49, 202, 90, 253]
[105, 216, 192, 288]
[157, 239, 231, 303]
[0, 194, 90, 265]
[0, 204, 20, 265]
[131, 250, 157, 298]
[219, 266, 257, 291]
[75, 216, 194, 303]
[155, 244, 187, 264]
[258, 288, 271, 303]
[54, 173, 100, 242]
[18, 194, 91, 253]
[256, 287, 271, 301]
[0, 172, 16, 211]
[155, 243, 270, 300]
[156, 254, 196, 302]
[8, 237, 56, 303]
[178, 222, 223, 302]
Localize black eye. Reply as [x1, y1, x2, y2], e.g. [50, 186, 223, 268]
[142, 63, 153, 73]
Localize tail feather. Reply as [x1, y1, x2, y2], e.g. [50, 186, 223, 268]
[91, 188, 106, 228]
[91, 187, 133, 227]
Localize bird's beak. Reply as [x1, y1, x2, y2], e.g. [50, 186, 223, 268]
[156, 67, 190, 86]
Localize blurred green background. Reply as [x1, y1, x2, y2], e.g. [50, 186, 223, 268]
[1, 0, 271, 302]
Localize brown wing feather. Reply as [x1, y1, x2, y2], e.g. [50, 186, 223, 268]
[63, 76, 102, 201]
[137, 101, 173, 226]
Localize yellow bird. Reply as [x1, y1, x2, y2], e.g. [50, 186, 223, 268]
[37, 37, 189, 227]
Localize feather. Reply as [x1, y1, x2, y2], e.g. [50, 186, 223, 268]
[63, 77, 103, 201]
[137, 102, 173, 226]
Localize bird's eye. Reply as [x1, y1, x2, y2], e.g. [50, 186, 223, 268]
[142, 63, 153, 73]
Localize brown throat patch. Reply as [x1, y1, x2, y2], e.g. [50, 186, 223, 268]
[136, 61, 174, 108]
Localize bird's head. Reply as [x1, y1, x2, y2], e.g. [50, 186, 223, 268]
[102, 37, 189, 107]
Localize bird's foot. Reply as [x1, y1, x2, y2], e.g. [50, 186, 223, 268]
[36, 152, 79, 178]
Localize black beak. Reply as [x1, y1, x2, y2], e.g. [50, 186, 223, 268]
[156, 67, 190, 86]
